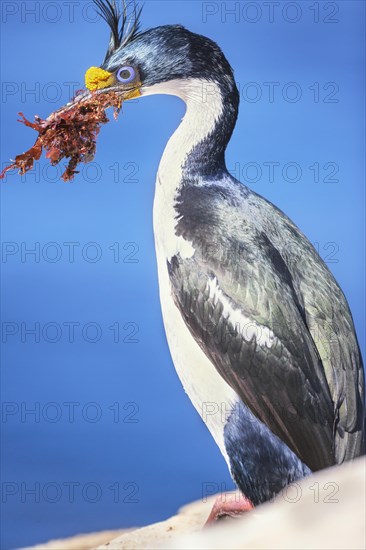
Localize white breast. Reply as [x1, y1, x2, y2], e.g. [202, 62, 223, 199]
[142, 79, 240, 463]
[155, 250, 238, 464]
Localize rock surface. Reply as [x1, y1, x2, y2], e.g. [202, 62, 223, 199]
[96, 496, 216, 550]
[165, 457, 366, 550]
[25, 458, 365, 550]
[22, 530, 129, 550]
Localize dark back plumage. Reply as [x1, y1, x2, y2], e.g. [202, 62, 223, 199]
[170, 176, 365, 474]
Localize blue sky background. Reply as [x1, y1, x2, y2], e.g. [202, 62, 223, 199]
[1, 1, 365, 548]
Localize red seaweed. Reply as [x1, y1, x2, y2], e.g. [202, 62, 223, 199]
[1, 91, 123, 182]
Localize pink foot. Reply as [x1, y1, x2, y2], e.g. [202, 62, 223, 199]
[205, 492, 254, 526]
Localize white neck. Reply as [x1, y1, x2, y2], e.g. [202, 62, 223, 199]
[141, 78, 223, 260]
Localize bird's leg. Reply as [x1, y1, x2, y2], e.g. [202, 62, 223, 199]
[204, 492, 254, 526]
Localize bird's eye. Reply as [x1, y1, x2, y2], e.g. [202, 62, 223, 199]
[116, 66, 136, 83]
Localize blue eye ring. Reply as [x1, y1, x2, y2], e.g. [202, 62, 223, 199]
[116, 66, 136, 83]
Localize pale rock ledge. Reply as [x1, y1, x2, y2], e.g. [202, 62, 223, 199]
[25, 457, 365, 550]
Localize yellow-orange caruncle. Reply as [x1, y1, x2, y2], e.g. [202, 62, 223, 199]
[85, 67, 115, 91]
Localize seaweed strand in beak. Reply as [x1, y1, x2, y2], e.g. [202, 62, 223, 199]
[0, 90, 123, 183]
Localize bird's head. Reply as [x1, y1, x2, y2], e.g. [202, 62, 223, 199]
[84, 0, 238, 105]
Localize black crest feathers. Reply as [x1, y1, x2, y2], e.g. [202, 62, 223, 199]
[93, 0, 143, 61]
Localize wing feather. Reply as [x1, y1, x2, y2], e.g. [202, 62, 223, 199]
[169, 182, 364, 468]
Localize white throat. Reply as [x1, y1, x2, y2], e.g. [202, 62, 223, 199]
[142, 78, 223, 261]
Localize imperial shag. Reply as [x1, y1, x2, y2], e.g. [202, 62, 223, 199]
[85, 0, 365, 517]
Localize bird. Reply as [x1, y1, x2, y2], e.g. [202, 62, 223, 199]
[84, 0, 365, 520]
